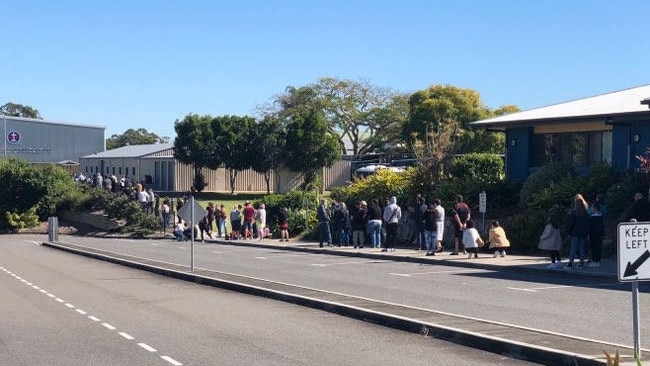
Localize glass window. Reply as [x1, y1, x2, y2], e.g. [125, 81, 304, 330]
[532, 131, 611, 169]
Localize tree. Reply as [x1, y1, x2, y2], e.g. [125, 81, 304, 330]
[173, 114, 219, 192]
[249, 116, 285, 194]
[212, 115, 256, 194]
[106, 128, 170, 150]
[312, 77, 394, 155]
[1, 102, 42, 119]
[362, 93, 410, 154]
[283, 109, 341, 190]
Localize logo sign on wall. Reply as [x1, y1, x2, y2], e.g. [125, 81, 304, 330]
[6, 130, 21, 145]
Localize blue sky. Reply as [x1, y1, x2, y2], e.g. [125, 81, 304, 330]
[2, 1, 648, 140]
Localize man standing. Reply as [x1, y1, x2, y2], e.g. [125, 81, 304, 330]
[243, 201, 256, 239]
[433, 199, 445, 252]
[629, 192, 650, 222]
[382, 196, 402, 252]
[450, 194, 470, 255]
[317, 199, 332, 248]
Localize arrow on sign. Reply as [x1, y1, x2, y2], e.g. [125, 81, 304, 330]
[624, 250, 650, 278]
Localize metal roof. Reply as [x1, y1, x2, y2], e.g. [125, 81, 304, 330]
[470, 84, 650, 129]
[0, 115, 106, 130]
[81, 143, 174, 158]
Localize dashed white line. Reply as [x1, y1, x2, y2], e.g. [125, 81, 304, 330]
[138, 343, 157, 352]
[311, 260, 375, 267]
[161, 355, 183, 365]
[389, 269, 488, 277]
[119, 332, 135, 340]
[4, 267, 183, 365]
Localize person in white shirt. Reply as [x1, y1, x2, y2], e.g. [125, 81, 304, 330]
[462, 219, 484, 259]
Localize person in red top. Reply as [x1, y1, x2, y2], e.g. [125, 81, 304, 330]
[243, 201, 256, 239]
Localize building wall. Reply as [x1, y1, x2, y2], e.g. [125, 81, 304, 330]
[2, 117, 104, 163]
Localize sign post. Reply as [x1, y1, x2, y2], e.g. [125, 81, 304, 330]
[479, 191, 487, 234]
[617, 221, 650, 360]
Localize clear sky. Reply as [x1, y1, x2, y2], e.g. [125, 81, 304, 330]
[2, 0, 648, 140]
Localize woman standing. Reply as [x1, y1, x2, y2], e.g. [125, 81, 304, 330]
[367, 199, 383, 249]
[255, 203, 267, 241]
[565, 194, 589, 270]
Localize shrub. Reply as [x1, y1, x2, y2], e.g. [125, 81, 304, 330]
[448, 153, 504, 186]
[5, 206, 40, 233]
[37, 165, 77, 219]
[519, 163, 573, 208]
[0, 158, 46, 229]
[331, 169, 412, 208]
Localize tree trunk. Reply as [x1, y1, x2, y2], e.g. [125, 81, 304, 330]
[229, 169, 238, 194]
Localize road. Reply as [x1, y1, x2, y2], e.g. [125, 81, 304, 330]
[46, 234, 650, 349]
[0, 235, 538, 366]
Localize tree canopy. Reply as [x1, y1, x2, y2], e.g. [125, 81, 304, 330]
[106, 128, 170, 150]
[1, 102, 42, 119]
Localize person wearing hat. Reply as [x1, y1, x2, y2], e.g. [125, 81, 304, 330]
[243, 201, 256, 239]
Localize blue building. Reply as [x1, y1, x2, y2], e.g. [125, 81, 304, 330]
[470, 84, 650, 182]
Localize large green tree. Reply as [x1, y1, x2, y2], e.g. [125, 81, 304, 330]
[106, 128, 169, 150]
[249, 116, 285, 194]
[284, 109, 341, 189]
[173, 114, 219, 192]
[1, 102, 42, 119]
[212, 115, 256, 194]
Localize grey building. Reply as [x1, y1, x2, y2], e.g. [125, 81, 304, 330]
[1, 115, 105, 164]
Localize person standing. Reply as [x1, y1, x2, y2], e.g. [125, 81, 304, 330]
[278, 205, 289, 242]
[423, 204, 439, 256]
[218, 204, 228, 238]
[588, 202, 605, 268]
[367, 199, 383, 249]
[433, 199, 445, 253]
[317, 199, 332, 248]
[539, 216, 563, 268]
[206, 203, 216, 238]
[255, 203, 267, 241]
[565, 194, 589, 270]
[243, 201, 256, 239]
[351, 201, 367, 249]
[450, 195, 471, 255]
[161, 199, 171, 233]
[335, 202, 351, 247]
[382, 196, 402, 252]
[230, 205, 242, 240]
[487, 220, 510, 258]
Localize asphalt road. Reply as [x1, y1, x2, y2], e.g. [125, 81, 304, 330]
[47, 234, 650, 349]
[0, 235, 538, 366]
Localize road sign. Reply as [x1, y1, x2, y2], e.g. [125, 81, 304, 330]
[478, 191, 486, 214]
[617, 222, 650, 282]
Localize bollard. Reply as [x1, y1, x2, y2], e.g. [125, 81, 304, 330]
[48, 217, 59, 242]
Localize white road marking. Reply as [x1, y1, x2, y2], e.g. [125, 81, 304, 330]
[39, 289, 47, 294]
[161, 356, 183, 365]
[507, 287, 539, 292]
[65, 303, 75, 308]
[138, 343, 157, 352]
[389, 269, 488, 277]
[32, 285, 40, 289]
[15, 276, 22, 280]
[20, 279, 27, 283]
[311, 260, 377, 267]
[119, 332, 135, 340]
[26, 282, 33, 286]
[102, 322, 116, 330]
[507, 282, 620, 292]
[55, 298, 65, 303]
[254, 257, 267, 259]
[47, 293, 55, 298]
[88, 316, 101, 322]
[75, 309, 87, 315]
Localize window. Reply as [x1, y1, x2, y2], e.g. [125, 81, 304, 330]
[119, 167, 122, 175]
[531, 131, 612, 168]
[132, 167, 136, 176]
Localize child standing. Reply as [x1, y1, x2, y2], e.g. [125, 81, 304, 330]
[538, 217, 563, 268]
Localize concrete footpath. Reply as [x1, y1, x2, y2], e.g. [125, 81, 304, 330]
[43, 236, 646, 366]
